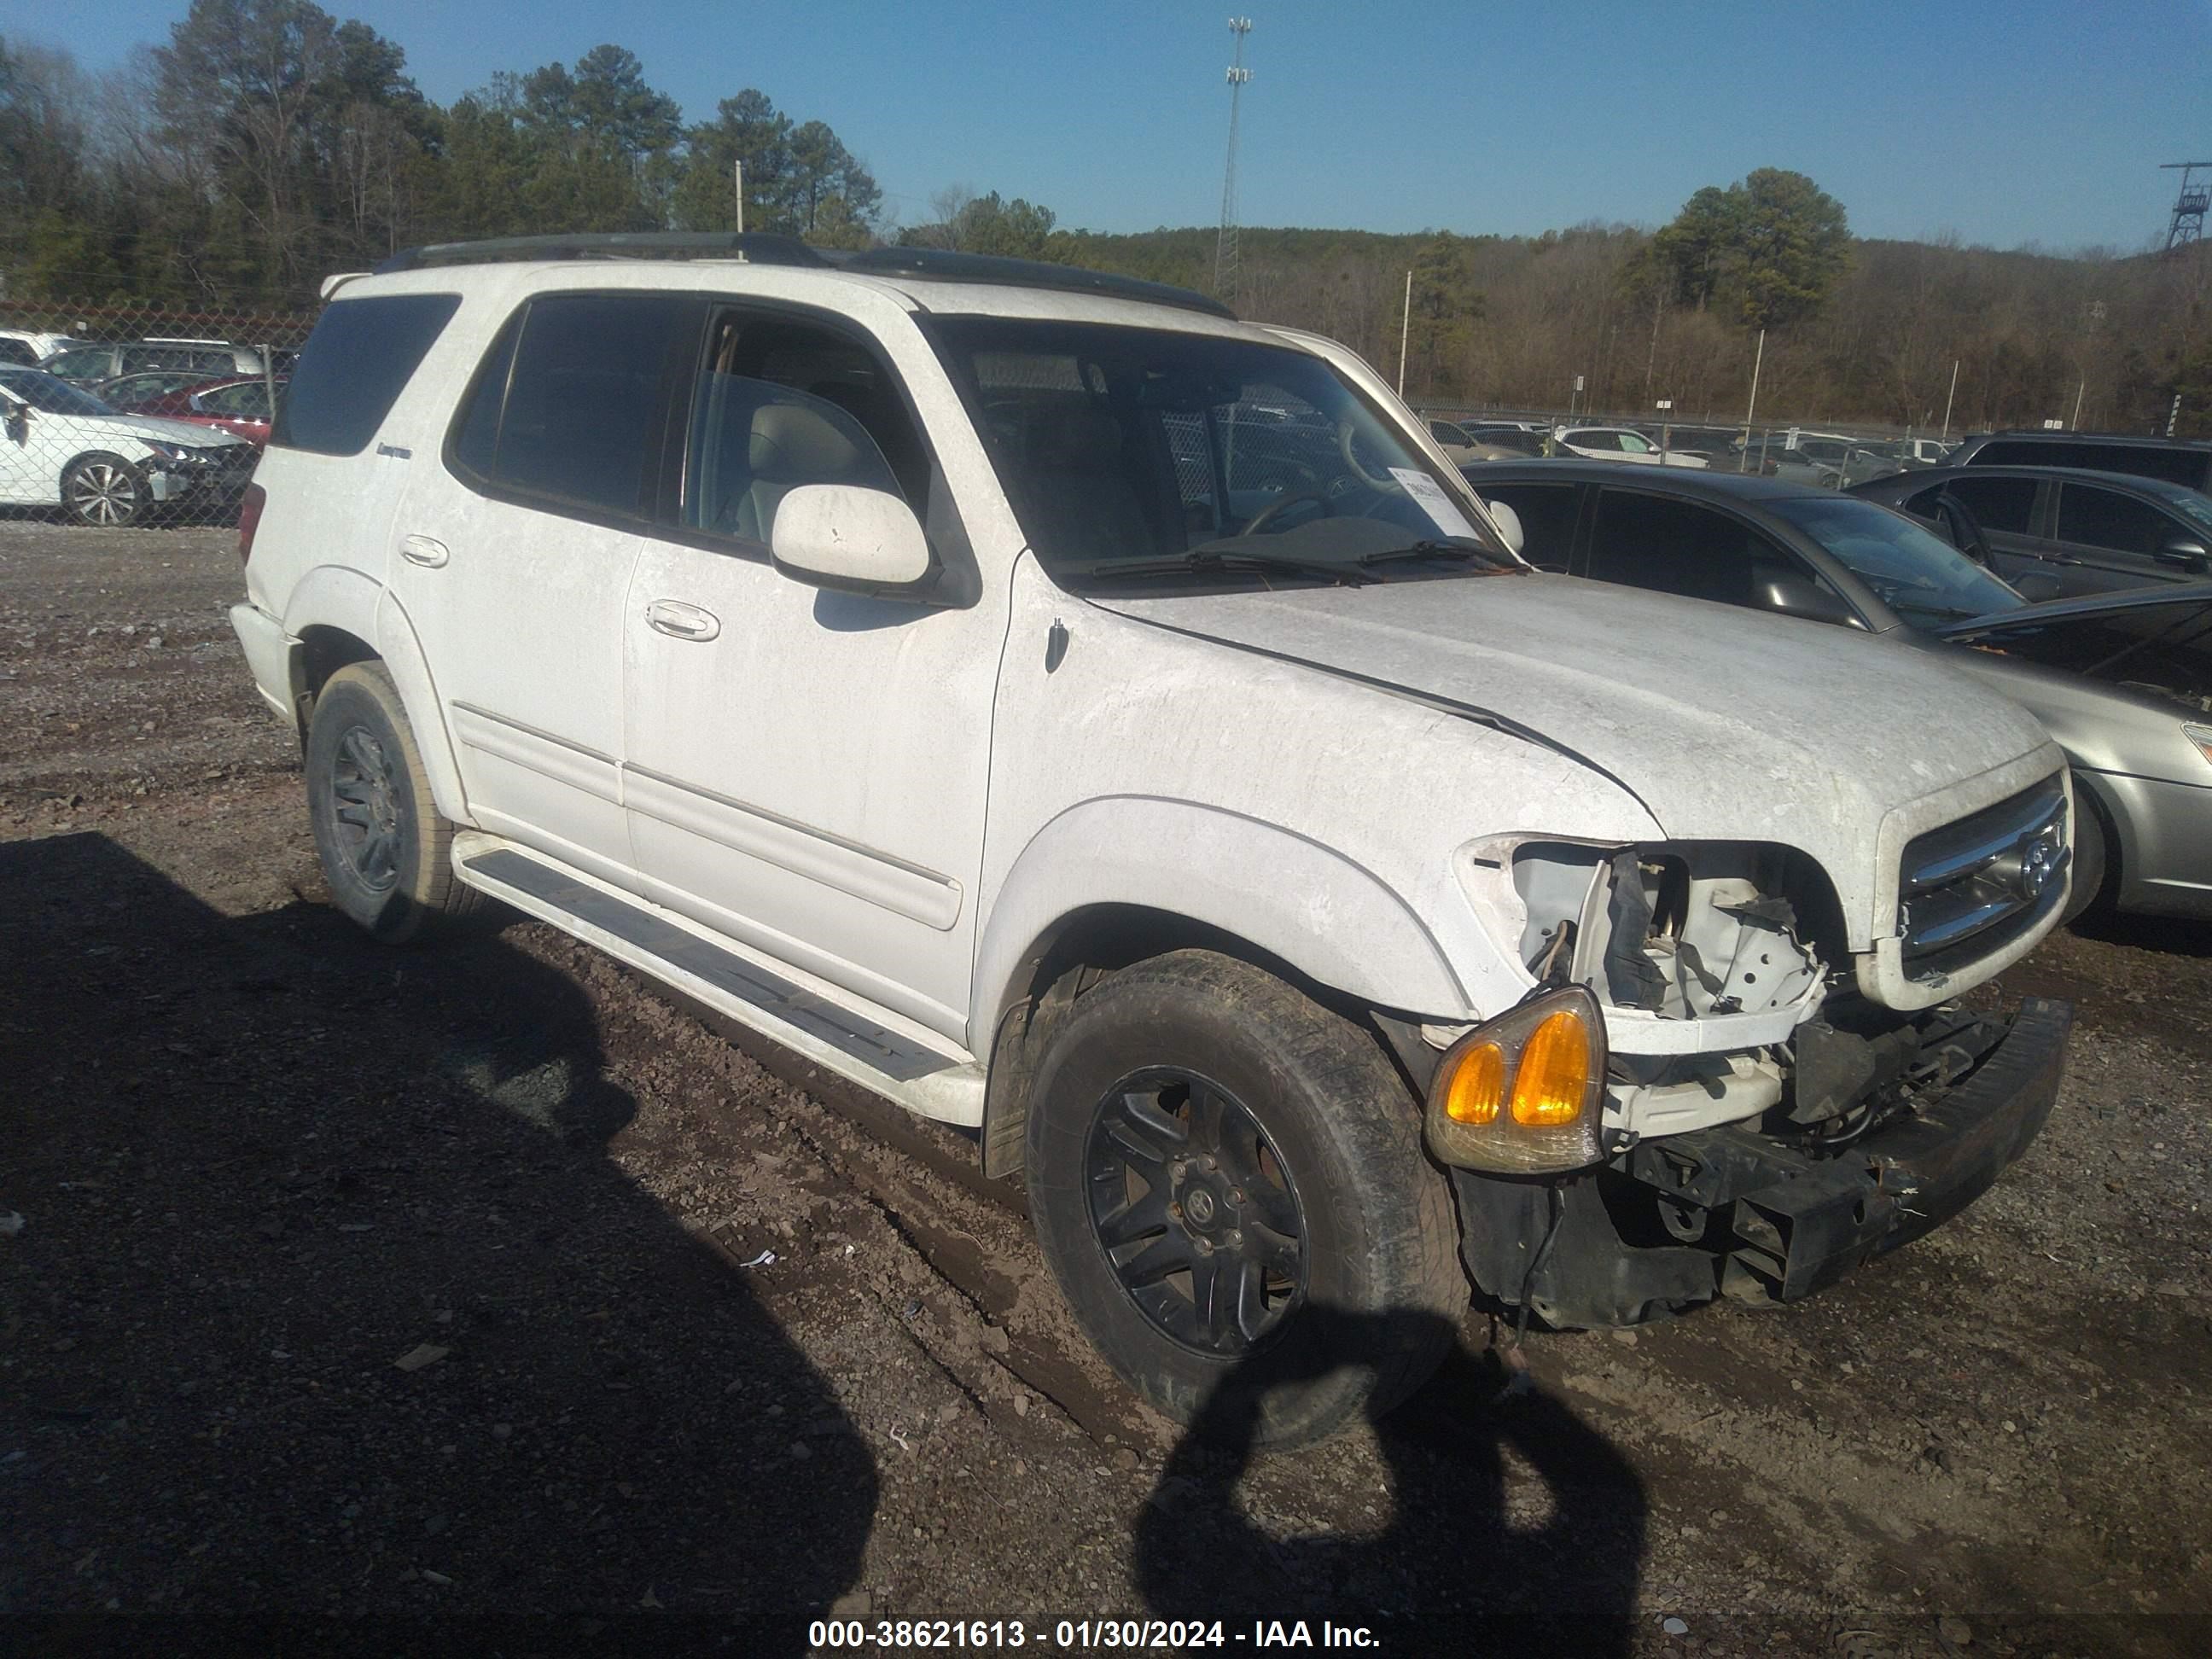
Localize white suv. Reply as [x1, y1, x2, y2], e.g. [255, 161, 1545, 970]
[232, 235, 2075, 1445]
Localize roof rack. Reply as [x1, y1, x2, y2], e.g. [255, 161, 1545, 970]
[373, 232, 830, 275]
[831, 246, 1235, 320]
[366, 232, 1236, 322]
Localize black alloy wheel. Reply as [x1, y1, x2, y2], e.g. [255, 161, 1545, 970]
[1086, 1067, 1307, 1355]
[328, 724, 404, 893]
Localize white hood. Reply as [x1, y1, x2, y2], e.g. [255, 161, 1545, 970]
[1094, 572, 2063, 875]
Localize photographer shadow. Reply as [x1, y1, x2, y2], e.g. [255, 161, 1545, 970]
[1135, 1308, 1646, 1656]
[0, 831, 874, 1650]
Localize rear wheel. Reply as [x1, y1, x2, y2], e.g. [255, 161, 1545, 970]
[306, 661, 484, 942]
[61, 452, 147, 527]
[1024, 950, 1466, 1447]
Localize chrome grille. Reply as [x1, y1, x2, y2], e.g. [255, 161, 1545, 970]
[1899, 777, 2069, 979]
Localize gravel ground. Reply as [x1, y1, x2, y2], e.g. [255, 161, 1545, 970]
[3, 519, 2210, 1656]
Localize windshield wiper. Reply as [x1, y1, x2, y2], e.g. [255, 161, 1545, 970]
[1356, 538, 1522, 572]
[1075, 547, 1380, 587]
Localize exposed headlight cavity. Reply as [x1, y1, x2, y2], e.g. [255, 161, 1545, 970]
[1511, 841, 1825, 1020]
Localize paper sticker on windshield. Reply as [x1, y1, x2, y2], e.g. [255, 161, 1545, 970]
[1388, 468, 1481, 540]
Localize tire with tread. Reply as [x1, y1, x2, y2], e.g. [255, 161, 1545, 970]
[1024, 949, 1466, 1448]
[2063, 789, 2112, 926]
[61, 451, 148, 528]
[305, 661, 484, 942]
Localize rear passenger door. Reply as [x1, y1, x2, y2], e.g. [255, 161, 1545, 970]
[2049, 480, 2204, 592]
[393, 289, 688, 890]
[620, 299, 1008, 1046]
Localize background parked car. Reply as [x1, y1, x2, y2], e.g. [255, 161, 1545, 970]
[0, 366, 253, 526]
[124, 375, 285, 445]
[96, 369, 228, 412]
[1465, 457, 2212, 921]
[0, 328, 73, 366]
[1948, 429, 2212, 495]
[1459, 422, 1549, 457]
[1850, 464, 2212, 598]
[1552, 424, 1708, 467]
[38, 339, 269, 386]
[1420, 416, 1484, 463]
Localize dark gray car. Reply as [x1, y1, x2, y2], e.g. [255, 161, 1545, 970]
[1850, 464, 2212, 599]
[1468, 459, 2212, 922]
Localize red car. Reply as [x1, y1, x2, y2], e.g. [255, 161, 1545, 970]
[126, 375, 285, 445]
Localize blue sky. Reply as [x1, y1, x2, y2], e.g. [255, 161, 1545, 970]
[8, 0, 2209, 250]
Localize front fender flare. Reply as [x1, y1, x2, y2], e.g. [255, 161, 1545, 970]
[969, 796, 1467, 1042]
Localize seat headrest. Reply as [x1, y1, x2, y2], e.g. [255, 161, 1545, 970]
[749, 400, 863, 480]
[1034, 406, 1124, 470]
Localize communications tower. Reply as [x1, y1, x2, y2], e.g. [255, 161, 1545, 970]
[1214, 18, 1254, 306]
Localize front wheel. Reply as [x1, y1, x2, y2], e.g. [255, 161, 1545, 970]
[61, 452, 148, 527]
[1024, 950, 1466, 1447]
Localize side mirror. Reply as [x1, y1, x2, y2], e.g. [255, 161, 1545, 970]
[2156, 536, 2209, 573]
[1481, 498, 1525, 556]
[769, 483, 934, 593]
[3, 404, 27, 445]
[1754, 570, 1860, 626]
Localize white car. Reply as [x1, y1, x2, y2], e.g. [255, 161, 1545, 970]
[0, 328, 73, 367]
[0, 369, 253, 526]
[1554, 425, 1709, 467]
[231, 236, 2074, 1446]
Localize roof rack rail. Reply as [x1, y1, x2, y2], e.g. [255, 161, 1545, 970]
[832, 247, 1235, 320]
[373, 232, 830, 275]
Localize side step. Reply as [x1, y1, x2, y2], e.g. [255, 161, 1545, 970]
[451, 836, 985, 1126]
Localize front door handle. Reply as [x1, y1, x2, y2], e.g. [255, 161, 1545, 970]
[645, 599, 720, 642]
[400, 534, 449, 568]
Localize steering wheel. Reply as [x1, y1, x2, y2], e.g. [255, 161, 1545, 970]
[1240, 488, 1333, 537]
[1338, 421, 1404, 493]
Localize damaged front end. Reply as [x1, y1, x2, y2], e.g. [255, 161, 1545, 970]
[1430, 837, 2073, 1326]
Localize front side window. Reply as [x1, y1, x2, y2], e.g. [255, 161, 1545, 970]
[2056, 485, 2170, 555]
[200, 381, 271, 417]
[1586, 491, 1823, 609]
[1941, 475, 2038, 535]
[1567, 429, 1617, 451]
[445, 292, 684, 514]
[931, 317, 1501, 578]
[1617, 431, 1654, 455]
[1768, 496, 2020, 626]
[42, 349, 111, 382]
[1429, 420, 1472, 445]
[678, 310, 915, 547]
[1472, 481, 1578, 566]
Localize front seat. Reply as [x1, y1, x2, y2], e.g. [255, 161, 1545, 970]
[729, 399, 868, 544]
[1023, 406, 1157, 564]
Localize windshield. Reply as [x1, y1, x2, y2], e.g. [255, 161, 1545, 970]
[1769, 494, 2023, 626]
[0, 369, 118, 418]
[928, 317, 1510, 580]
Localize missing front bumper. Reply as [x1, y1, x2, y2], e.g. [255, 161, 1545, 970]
[1450, 996, 2073, 1328]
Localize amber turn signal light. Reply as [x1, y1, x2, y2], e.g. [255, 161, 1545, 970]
[1425, 986, 1607, 1175]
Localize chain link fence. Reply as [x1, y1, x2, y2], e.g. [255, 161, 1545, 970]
[1, 297, 319, 528]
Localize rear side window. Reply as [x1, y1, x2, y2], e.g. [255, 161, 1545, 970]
[1973, 439, 2209, 489]
[447, 293, 686, 517]
[0, 341, 34, 367]
[1941, 475, 2038, 534]
[275, 293, 461, 456]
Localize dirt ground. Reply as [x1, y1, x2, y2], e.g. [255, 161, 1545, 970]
[3, 519, 2209, 1657]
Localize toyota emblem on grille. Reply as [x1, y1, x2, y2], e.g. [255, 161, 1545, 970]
[2017, 832, 2058, 899]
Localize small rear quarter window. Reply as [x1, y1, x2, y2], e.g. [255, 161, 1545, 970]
[274, 293, 462, 456]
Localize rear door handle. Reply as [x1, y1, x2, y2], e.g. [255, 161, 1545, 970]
[400, 534, 449, 568]
[645, 599, 720, 642]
